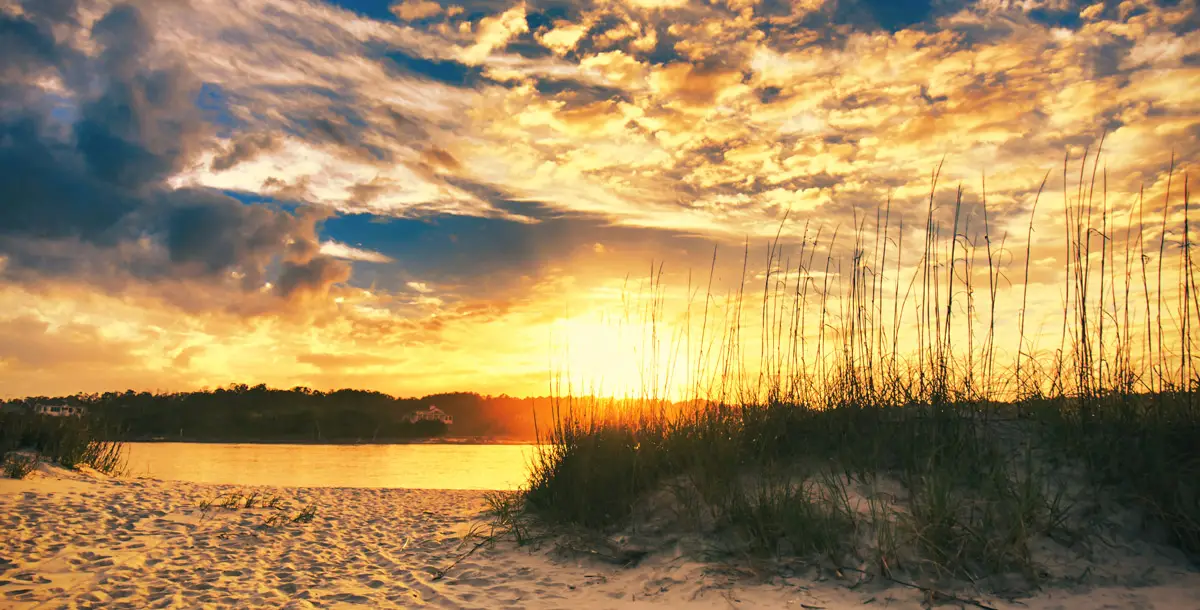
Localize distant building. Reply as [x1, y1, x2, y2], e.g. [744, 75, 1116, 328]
[407, 405, 452, 425]
[32, 404, 87, 417]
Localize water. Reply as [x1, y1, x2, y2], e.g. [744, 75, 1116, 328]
[123, 442, 539, 490]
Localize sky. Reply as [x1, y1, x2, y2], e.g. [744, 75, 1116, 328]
[0, 0, 1197, 399]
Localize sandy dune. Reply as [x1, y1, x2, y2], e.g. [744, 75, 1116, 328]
[2, 467, 1198, 609]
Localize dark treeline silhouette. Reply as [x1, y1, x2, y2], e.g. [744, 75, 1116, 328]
[2, 386, 568, 443]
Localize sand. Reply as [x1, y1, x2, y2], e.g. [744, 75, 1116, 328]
[2, 466, 1199, 609]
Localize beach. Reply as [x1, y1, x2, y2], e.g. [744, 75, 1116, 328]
[2, 467, 1199, 609]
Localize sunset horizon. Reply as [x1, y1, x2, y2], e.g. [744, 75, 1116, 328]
[3, 0, 1197, 401]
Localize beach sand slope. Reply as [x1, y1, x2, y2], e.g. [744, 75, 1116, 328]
[2, 468, 1198, 609]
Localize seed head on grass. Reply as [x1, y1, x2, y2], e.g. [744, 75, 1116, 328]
[508, 155, 1200, 594]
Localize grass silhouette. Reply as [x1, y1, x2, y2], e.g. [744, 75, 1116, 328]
[499, 152, 1198, 591]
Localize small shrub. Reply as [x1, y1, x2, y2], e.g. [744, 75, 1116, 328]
[3, 453, 39, 479]
[199, 491, 317, 529]
[293, 502, 318, 524]
[0, 412, 125, 475]
[261, 502, 318, 528]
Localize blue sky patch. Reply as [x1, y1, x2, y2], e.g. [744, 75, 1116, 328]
[196, 83, 239, 136]
[386, 50, 490, 87]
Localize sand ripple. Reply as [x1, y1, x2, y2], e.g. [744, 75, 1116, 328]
[2, 469, 1198, 609]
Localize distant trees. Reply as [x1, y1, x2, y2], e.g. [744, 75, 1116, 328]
[1, 386, 556, 443]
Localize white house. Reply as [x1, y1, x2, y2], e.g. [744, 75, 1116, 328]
[32, 404, 87, 417]
[407, 405, 452, 425]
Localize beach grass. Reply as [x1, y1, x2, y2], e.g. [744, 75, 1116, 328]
[0, 411, 127, 476]
[2, 452, 40, 479]
[510, 155, 1199, 589]
[197, 491, 320, 529]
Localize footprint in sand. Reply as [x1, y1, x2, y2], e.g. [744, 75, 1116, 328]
[68, 551, 114, 569]
[11, 571, 50, 584]
[325, 592, 370, 603]
[3, 588, 35, 600]
[110, 585, 137, 599]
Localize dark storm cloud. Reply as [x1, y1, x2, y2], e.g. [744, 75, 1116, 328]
[0, 118, 135, 244]
[277, 256, 354, 298]
[164, 192, 297, 274]
[0, 0, 348, 304]
[0, 15, 62, 79]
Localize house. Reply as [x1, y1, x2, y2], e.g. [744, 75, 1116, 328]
[32, 404, 87, 417]
[407, 405, 452, 425]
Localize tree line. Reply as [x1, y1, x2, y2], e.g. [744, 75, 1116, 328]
[2, 386, 559, 443]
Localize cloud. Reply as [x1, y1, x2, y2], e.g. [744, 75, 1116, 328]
[0, 0, 348, 311]
[0, 316, 139, 371]
[462, 5, 530, 65]
[276, 255, 353, 299]
[165, 192, 313, 278]
[209, 132, 280, 171]
[95, 0, 1186, 252]
[3, 0, 1199, 398]
[320, 240, 395, 263]
[173, 345, 205, 368]
[76, 5, 206, 190]
[538, 20, 592, 55]
[390, 0, 444, 21]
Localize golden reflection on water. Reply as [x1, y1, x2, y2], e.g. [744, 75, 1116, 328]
[124, 443, 540, 490]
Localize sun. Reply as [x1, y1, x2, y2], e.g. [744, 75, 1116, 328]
[546, 312, 694, 401]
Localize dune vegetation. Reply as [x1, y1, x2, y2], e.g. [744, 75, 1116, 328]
[0, 412, 126, 478]
[494, 155, 1199, 594]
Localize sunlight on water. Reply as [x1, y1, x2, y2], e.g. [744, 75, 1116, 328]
[124, 443, 539, 490]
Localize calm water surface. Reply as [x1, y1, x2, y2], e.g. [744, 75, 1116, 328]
[124, 443, 539, 490]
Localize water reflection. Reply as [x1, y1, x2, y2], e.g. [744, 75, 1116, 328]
[124, 443, 538, 490]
